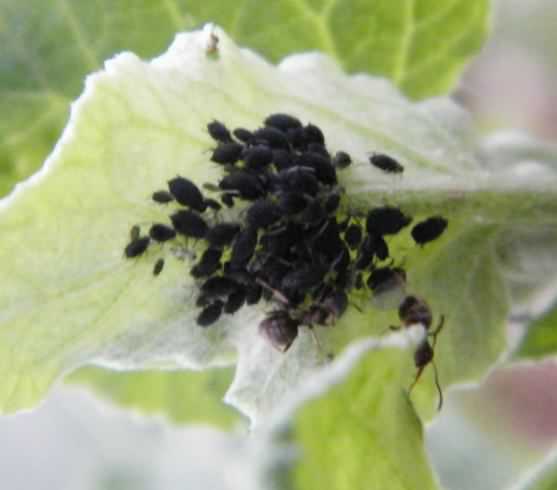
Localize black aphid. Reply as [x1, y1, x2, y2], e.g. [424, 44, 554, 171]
[197, 301, 224, 327]
[244, 145, 273, 170]
[152, 190, 174, 204]
[259, 310, 300, 352]
[366, 206, 412, 236]
[153, 258, 165, 276]
[246, 199, 282, 229]
[367, 267, 406, 294]
[278, 192, 307, 215]
[219, 172, 263, 200]
[224, 288, 246, 314]
[272, 149, 294, 170]
[191, 248, 222, 278]
[333, 151, 351, 169]
[125, 236, 150, 258]
[411, 216, 448, 245]
[170, 210, 208, 239]
[201, 276, 240, 298]
[307, 143, 330, 158]
[398, 295, 433, 329]
[278, 167, 319, 196]
[369, 153, 404, 174]
[233, 127, 253, 144]
[252, 127, 290, 149]
[204, 198, 222, 211]
[211, 142, 244, 165]
[149, 223, 177, 243]
[264, 113, 302, 132]
[168, 177, 206, 212]
[303, 123, 325, 145]
[207, 223, 241, 248]
[207, 120, 232, 143]
[230, 227, 258, 268]
[344, 224, 362, 250]
[298, 152, 337, 185]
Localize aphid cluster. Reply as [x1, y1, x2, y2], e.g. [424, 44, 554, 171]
[123, 113, 449, 407]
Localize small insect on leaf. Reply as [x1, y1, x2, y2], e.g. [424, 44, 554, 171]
[124, 236, 150, 258]
[168, 177, 206, 212]
[149, 223, 177, 243]
[259, 310, 300, 352]
[170, 210, 208, 239]
[197, 301, 224, 327]
[411, 216, 448, 245]
[207, 120, 232, 143]
[152, 258, 165, 276]
[152, 190, 174, 204]
[369, 153, 404, 174]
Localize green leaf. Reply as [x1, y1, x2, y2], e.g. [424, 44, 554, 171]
[270, 336, 440, 490]
[1, 27, 556, 424]
[0, 0, 197, 196]
[515, 304, 557, 359]
[0, 1, 490, 197]
[67, 366, 241, 428]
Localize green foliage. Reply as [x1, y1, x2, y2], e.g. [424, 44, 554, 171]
[0, 0, 490, 196]
[68, 366, 241, 427]
[278, 341, 440, 490]
[516, 303, 557, 359]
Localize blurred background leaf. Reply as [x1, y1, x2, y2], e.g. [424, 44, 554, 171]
[0, 0, 489, 196]
[68, 366, 242, 428]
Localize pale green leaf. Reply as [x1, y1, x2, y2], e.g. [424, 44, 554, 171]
[268, 335, 440, 490]
[515, 304, 557, 360]
[67, 366, 241, 428]
[1, 27, 556, 424]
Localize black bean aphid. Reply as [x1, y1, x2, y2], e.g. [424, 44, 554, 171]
[264, 113, 302, 132]
[246, 199, 282, 229]
[201, 276, 239, 298]
[168, 177, 206, 212]
[207, 223, 241, 248]
[170, 210, 208, 239]
[233, 127, 253, 144]
[152, 190, 174, 204]
[207, 120, 232, 143]
[149, 223, 177, 242]
[197, 301, 224, 327]
[153, 258, 165, 276]
[191, 248, 222, 278]
[219, 172, 262, 200]
[333, 151, 351, 169]
[244, 145, 273, 170]
[366, 206, 412, 236]
[369, 153, 404, 174]
[259, 310, 300, 352]
[125, 236, 150, 258]
[252, 127, 290, 149]
[211, 142, 244, 165]
[411, 216, 448, 245]
[303, 123, 325, 145]
[224, 288, 246, 314]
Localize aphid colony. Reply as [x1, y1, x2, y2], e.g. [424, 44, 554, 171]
[124, 113, 448, 407]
